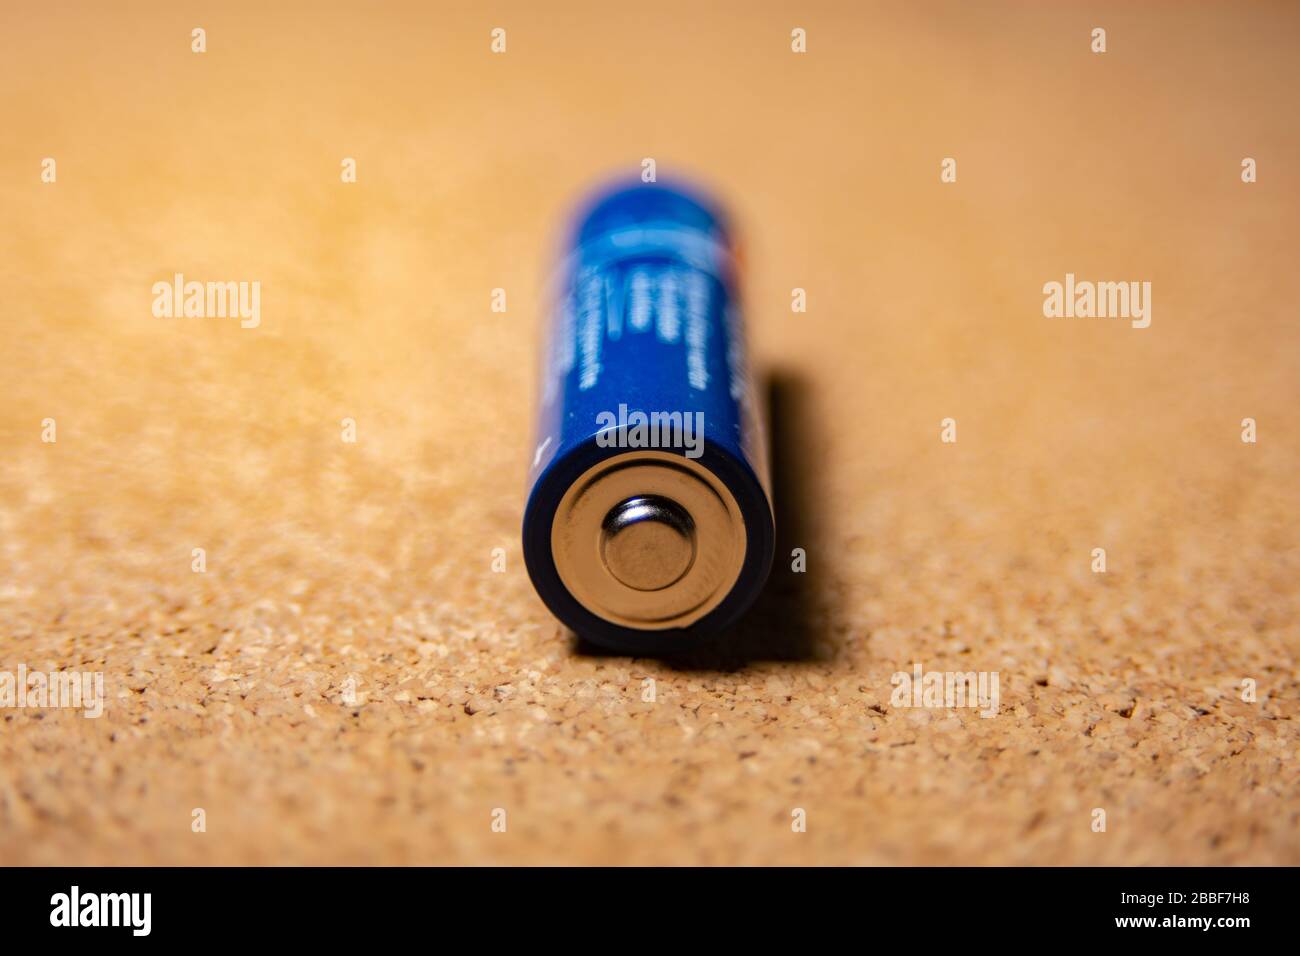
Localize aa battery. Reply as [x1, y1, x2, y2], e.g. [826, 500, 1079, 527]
[522, 181, 774, 653]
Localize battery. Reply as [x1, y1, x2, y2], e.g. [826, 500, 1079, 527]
[522, 180, 774, 653]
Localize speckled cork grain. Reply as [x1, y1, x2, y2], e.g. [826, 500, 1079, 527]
[1, 2, 1297, 865]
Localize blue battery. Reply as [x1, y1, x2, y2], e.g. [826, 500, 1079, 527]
[523, 180, 774, 653]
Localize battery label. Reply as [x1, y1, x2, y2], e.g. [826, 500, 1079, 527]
[547, 263, 751, 408]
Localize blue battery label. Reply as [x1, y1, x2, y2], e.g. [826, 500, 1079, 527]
[532, 207, 767, 486]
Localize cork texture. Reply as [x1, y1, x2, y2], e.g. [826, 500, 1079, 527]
[1, 1, 1297, 865]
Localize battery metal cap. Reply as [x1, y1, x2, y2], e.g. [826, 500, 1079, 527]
[600, 495, 697, 592]
[552, 451, 747, 630]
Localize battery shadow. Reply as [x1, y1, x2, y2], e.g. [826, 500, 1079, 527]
[574, 368, 833, 670]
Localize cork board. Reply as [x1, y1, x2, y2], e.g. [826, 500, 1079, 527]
[1, 1, 1296, 865]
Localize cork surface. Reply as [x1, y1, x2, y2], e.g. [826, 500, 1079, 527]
[1, 1, 1297, 865]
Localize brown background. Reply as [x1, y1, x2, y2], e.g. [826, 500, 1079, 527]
[1, 1, 1296, 864]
